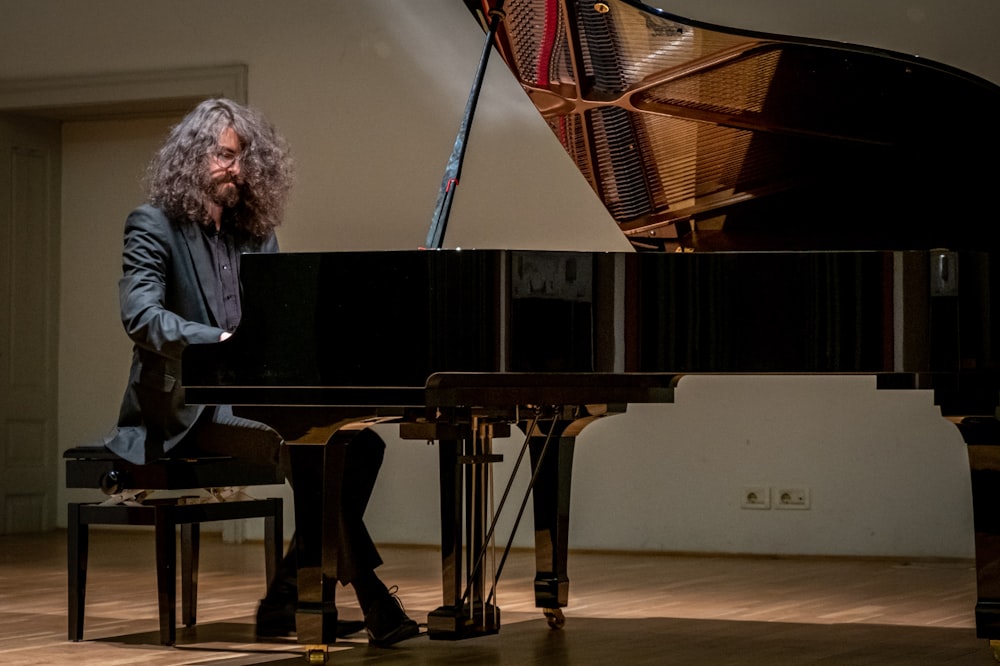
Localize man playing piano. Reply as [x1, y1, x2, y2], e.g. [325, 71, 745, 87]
[101, 98, 419, 647]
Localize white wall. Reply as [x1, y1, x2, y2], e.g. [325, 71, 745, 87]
[3, 0, 993, 558]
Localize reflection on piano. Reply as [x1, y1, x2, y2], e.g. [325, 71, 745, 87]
[183, 0, 1000, 657]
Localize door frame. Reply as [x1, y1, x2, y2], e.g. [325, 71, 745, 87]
[0, 65, 247, 532]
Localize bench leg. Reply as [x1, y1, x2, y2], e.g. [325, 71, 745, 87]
[181, 522, 200, 628]
[67, 503, 88, 641]
[264, 498, 282, 589]
[65, 498, 280, 646]
[154, 506, 178, 646]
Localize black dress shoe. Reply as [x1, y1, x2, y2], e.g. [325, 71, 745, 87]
[255, 599, 295, 638]
[364, 589, 420, 648]
[255, 599, 366, 639]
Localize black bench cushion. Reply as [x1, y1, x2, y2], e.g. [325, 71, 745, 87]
[64, 446, 285, 491]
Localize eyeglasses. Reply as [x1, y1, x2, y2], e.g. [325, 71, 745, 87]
[212, 147, 242, 169]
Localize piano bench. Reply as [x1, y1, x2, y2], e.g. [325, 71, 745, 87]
[63, 446, 285, 646]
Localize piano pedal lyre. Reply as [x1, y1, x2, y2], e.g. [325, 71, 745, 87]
[457, 417, 503, 636]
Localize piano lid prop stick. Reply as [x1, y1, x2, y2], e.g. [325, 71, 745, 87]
[424, 2, 507, 250]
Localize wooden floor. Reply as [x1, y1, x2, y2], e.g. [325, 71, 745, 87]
[0, 528, 993, 665]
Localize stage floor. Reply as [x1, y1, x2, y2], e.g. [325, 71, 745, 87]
[0, 529, 989, 665]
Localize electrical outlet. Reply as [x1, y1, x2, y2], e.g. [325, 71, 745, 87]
[775, 487, 810, 509]
[741, 486, 770, 509]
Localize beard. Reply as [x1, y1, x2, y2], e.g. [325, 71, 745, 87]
[204, 174, 241, 209]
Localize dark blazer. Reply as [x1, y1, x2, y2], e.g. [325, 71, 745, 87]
[103, 204, 278, 464]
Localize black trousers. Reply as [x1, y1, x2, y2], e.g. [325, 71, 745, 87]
[174, 405, 385, 586]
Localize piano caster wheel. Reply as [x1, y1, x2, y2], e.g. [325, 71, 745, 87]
[543, 608, 565, 629]
[305, 645, 328, 664]
[990, 640, 1000, 662]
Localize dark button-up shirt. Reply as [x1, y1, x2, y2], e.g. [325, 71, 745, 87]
[201, 224, 242, 332]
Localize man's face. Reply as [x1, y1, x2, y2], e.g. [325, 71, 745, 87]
[206, 126, 243, 208]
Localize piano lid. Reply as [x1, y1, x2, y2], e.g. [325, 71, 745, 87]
[461, 0, 1000, 252]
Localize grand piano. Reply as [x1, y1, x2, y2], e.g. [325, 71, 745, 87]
[183, 0, 1000, 657]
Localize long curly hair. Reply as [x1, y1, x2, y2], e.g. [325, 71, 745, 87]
[144, 98, 293, 238]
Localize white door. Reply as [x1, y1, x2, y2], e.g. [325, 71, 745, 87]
[0, 115, 61, 534]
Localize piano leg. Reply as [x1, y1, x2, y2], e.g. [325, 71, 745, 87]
[286, 435, 346, 648]
[430, 436, 462, 637]
[956, 415, 1000, 658]
[527, 420, 575, 622]
[524, 407, 625, 629]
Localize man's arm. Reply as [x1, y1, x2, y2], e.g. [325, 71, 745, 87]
[118, 206, 226, 359]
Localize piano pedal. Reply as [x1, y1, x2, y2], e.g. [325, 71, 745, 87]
[304, 645, 329, 664]
[543, 607, 565, 629]
[989, 639, 1000, 662]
